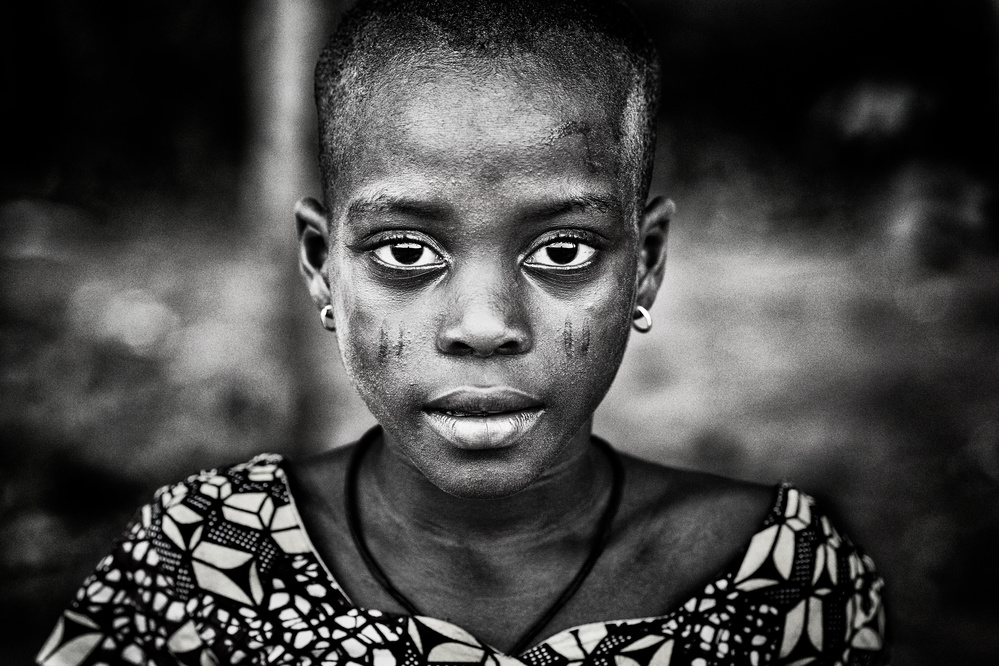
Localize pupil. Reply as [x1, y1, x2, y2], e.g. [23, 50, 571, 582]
[391, 243, 423, 264]
[547, 242, 578, 265]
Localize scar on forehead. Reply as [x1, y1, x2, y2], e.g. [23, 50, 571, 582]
[546, 120, 605, 173]
[544, 121, 590, 145]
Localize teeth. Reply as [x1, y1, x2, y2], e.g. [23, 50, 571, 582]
[443, 410, 500, 417]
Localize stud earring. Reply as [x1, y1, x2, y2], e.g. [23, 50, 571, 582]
[632, 305, 652, 333]
[319, 305, 336, 332]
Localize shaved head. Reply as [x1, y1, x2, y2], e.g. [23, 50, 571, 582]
[314, 0, 660, 212]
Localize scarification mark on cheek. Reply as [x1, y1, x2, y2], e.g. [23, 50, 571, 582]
[563, 319, 573, 358]
[378, 327, 390, 362]
[579, 326, 591, 356]
[396, 328, 405, 357]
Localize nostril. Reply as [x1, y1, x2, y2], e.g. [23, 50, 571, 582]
[436, 291, 533, 357]
[496, 340, 523, 355]
[447, 341, 476, 356]
[439, 336, 526, 358]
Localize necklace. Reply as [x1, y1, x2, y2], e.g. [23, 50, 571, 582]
[344, 427, 625, 655]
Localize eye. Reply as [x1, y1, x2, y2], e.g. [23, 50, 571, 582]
[525, 240, 597, 268]
[372, 241, 443, 268]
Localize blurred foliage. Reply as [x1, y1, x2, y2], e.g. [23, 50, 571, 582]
[2, 0, 998, 664]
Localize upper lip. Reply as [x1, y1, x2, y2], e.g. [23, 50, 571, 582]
[424, 387, 543, 415]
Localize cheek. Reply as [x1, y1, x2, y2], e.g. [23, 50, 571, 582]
[551, 243, 639, 366]
[337, 314, 422, 424]
[561, 318, 592, 358]
[331, 268, 423, 414]
[560, 312, 629, 369]
[549, 293, 633, 406]
[377, 325, 411, 362]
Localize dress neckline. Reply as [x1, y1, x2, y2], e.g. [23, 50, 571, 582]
[273, 449, 786, 658]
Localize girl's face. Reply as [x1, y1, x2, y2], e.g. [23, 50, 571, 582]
[300, 64, 667, 498]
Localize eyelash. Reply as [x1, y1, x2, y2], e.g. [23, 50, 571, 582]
[368, 233, 447, 271]
[524, 231, 601, 270]
[365, 230, 602, 272]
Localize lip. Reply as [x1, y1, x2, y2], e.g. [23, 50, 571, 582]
[423, 387, 545, 450]
[425, 386, 543, 414]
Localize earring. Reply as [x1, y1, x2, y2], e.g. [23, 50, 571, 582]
[632, 305, 652, 333]
[319, 305, 336, 332]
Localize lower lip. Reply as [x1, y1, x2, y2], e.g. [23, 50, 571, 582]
[424, 408, 544, 450]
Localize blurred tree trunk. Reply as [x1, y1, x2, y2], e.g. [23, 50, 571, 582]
[244, 0, 328, 251]
[243, 0, 363, 456]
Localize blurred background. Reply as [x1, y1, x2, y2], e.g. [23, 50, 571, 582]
[1, 0, 997, 663]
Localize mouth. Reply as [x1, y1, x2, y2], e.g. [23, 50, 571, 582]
[423, 387, 545, 450]
[436, 408, 530, 417]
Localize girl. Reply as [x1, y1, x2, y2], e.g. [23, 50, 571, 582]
[39, 1, 887, 664]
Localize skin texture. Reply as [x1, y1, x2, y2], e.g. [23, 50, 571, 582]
[303, 62, 661, 499]
[294, 60, 772, 651]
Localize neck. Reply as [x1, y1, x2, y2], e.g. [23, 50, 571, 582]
[363, 424, 612, 544]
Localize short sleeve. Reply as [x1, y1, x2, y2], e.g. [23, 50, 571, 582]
[771, 487, 889, 666]
[36, 483, 203, 666]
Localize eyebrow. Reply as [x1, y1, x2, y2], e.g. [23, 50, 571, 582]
[345, 191, 619, 223]
[346, 194, 451, 221]
[526, 193, 620, 219]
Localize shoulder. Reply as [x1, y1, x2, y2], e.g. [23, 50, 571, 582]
[138, 452, 313, 558]
[733, 486, 889, 662]
[37, 453, 305, 665]
[131, 452, 328, 601]
[610, 452, 888, 662]
[156, 451, 289, 499]
[614, 450, 777, 552]
[286, 442, 355, 492]
[144, 453, 287, 524]
[601, 450, 778, 612]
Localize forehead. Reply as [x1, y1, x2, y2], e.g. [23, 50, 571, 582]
[326, 57, 629, 216]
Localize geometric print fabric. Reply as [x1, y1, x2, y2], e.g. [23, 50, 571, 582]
[37, 449, 888, 666]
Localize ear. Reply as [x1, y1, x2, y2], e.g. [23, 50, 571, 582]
[635, 196, 674, 309]
[295, 197, 332, 310]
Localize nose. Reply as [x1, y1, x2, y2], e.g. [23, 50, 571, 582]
[436, 265, 532, 357]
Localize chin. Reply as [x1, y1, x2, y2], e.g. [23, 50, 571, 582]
[441, 475, 533, 500]
[418, 451, 544, 499]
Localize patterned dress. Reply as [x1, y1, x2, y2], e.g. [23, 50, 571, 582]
[37, 453, 888, 666]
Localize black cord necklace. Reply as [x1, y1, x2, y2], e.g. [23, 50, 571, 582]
[344, 428, 625, 655]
